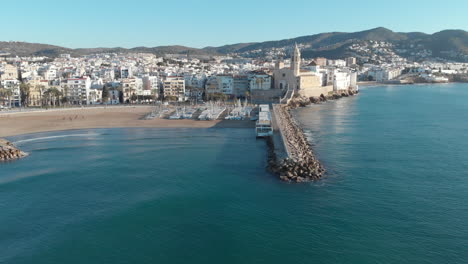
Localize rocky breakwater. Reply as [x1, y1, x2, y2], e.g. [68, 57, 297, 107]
[288, 89, 359, 108]
[269, 105, 325, 182]
[0, 138, 28, 162]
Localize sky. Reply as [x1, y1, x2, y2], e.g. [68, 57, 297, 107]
[1, 0, 467, 49]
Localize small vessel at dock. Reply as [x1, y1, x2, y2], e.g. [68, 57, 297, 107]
[256, 104, 273, 137]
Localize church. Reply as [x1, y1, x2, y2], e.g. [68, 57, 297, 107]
[272, 45, 333, 97]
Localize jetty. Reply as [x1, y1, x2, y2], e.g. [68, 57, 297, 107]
[0, 139, 27, 162]
[265, 89, 359, 182]
[268, 104, 325, 182]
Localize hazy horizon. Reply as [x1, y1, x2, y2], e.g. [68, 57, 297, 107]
[2, 26, 468, 50]
[1, 0, 467, 49]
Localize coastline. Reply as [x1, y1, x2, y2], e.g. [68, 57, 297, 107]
[0, 106, 254, 138]
[357, 81, 465, 87]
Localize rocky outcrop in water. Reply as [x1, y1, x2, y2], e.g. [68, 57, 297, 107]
[269, 105, 325, 182]
[0, 139, 27, 162]
[287, 89, 359, 108]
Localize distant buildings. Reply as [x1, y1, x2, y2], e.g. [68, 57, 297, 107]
[346, 57, 357, 66]
[311, 57, 327, 66]
[163, 76, 185, 101]
[233, 76, 249, 97]
[249, 72, 272, 90]
[0, 79, 21, 106]
[142, 76, 159, 96]
[108, 89, 120, 104]
[0, 64, 18, 80]
[1, 42, 464, 109]
[272, 45, 337, 98]
[368, 67, 403, 82]
[65, 77, 91, 105]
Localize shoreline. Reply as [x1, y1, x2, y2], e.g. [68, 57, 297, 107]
[0, 106, 255, 138]
[357, 81, 465, 87]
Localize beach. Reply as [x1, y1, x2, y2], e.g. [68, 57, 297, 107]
[0, 106, 254, 137]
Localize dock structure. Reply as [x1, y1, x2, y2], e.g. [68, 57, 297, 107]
[255, 104, 273, 137]
[268, 104, 325, 182]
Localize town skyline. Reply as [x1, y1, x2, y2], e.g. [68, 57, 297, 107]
[2, 0, 467, 49]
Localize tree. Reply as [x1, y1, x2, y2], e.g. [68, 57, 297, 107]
[130, 93, 138, 103]
[164, 95, 178, 101]
[207, 92, 227, 101]
[52, 87, 63, 106]
[62, 85, 70, 106]
[118, 90, 124, 104]
[151, 89, 159, 103]
[19, 83, 31, 107]
[44, 87, 62, 107]
[0, 88, 13, 108]
[102, 84, 110, 103]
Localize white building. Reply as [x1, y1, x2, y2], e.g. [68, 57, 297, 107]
[0, 79, 21, 107]
[108, 90, 120, 104]
[248, 73, 272, 90]
[66, 77, 92, 105]
[142, 76, 160, 96]
[163, 76, 185, 101]
[333, 72, 351, 91]
[217, 75, 234, 95]
[43, 66, 57, 81]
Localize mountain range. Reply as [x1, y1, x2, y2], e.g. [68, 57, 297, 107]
[1, 27, 467, 62]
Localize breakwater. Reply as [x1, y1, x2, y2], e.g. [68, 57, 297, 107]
[0, 139, 27, 161]
[268, 89, 359, 182]
[269, 104, 325, 182]
[288, 89, 359, 108]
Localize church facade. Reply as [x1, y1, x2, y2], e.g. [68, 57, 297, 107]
[272, 45, 333, 97]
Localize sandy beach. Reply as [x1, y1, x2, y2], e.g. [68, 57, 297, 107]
[0, 106, 255, 137]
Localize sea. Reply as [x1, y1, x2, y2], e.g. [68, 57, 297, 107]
[1, 83, 468, 263]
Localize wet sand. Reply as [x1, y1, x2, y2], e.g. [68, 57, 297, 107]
[0, 106, 255, 137]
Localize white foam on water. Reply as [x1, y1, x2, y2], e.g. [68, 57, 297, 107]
[14, 133, 101, 144]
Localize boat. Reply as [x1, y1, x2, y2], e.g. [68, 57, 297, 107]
[255, 104, 273, 137]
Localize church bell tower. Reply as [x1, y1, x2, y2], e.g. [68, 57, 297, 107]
[291, 43, 301, 76]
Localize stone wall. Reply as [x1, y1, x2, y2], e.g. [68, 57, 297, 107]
[251, 89, 285, 103]
[298, 85, 334, 98]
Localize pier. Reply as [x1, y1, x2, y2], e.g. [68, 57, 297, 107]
[268, 104, 325, 182]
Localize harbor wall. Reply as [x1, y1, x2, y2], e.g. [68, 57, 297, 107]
[251, 89, 285, 103]
[298, 85, 334, 98]
[269, 104, 325, 182]
[268, 88, 359, 182]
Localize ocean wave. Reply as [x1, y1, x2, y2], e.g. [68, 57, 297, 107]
[14, 133, 101, 144]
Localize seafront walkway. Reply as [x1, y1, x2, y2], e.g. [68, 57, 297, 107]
[0, 105, 148, 116]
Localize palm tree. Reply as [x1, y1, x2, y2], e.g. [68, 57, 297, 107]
[0, 88, 13, 108]
[50, 87, 62, 107]
[62, 85, 69, 106]
[19, 83, 31, 107]
[151, 89, 159, 104]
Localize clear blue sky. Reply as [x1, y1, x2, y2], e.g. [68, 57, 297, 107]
[2, 0, 467, 48]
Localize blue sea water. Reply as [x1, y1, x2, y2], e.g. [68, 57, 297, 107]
[1, 83, 468, 263]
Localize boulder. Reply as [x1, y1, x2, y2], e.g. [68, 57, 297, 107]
[0, 139, 27, 162]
